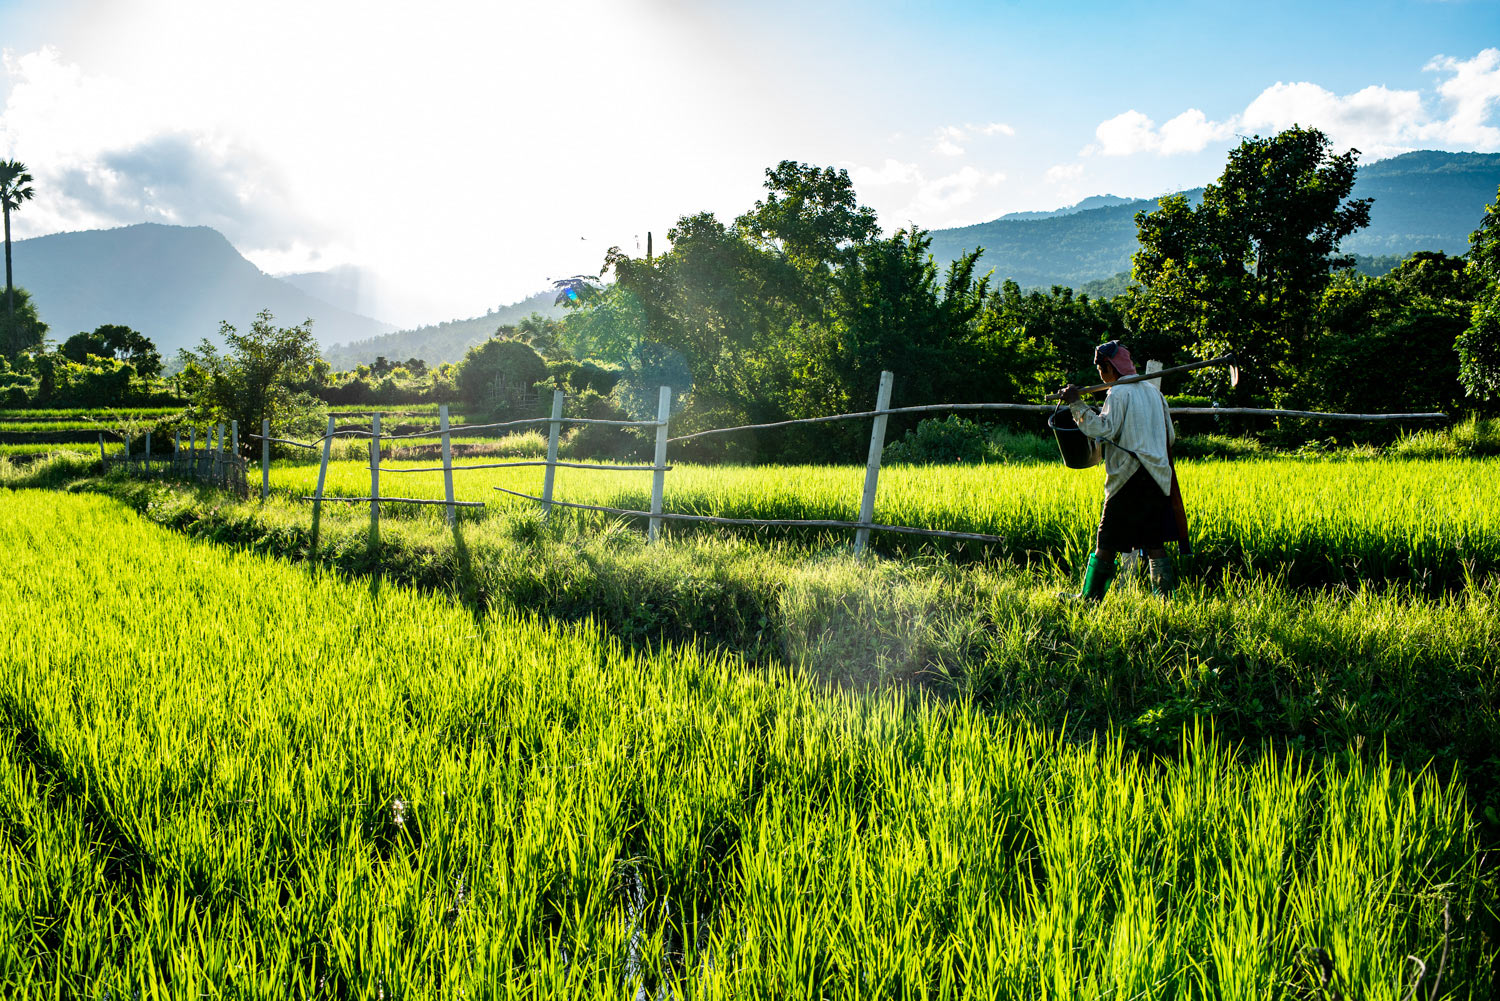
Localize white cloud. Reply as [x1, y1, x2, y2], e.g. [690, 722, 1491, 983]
[929, 121, 1015, 156]
[1085, 47, 1500, 161]
[1241, 82, 1426, 158]
[1087, 107, 1233, 156]
[1045, 162, 1084, 183]
[1422, 48, 1500, 148]
[850, 158, 923, 187]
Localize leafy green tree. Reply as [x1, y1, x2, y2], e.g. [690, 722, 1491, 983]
[1458, 184, 1500, 401]
[177, 309, 324, 453]
[736, 161, 880, 276]
[0, 159, 35, 327]
[61, 324, 163, 378]
[1308, 252, 1473, 414]
[1129, 127, 1372, 401]
[0, 285, 46, 359]
[455, 336, 547, 410]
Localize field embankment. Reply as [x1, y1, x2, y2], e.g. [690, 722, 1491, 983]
[0, 490, 1493, 997]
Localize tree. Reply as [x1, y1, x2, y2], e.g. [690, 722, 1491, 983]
[0, 286, 47, 359]
[454, 336, 547, 410]
[736, 161, 879, 275]
[0, 160, 35, 326]
[1128, 127, 1372, 401]
[60, 324, 163, 378]
[177, 309, 324, 452]
[1458, 184, 1500, 401]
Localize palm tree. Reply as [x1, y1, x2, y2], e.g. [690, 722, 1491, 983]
[0, 159, 36, 320]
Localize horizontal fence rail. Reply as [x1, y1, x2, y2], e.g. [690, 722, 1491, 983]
[491, 486, 1007, 544]
[120, 372, 1452, 553]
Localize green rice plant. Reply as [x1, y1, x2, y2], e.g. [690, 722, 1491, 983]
[260, 455, 1500, 591]
[0, 490, 1492, 998]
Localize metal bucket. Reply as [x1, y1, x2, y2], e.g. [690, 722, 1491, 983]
[1048, 409, 1101, 469]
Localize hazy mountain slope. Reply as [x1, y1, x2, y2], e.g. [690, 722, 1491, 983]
[927, 151, 1500, 289]
[320, 291, 565, 368]
[10, 223, 395, 354]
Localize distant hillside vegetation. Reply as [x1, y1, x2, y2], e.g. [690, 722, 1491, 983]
[927, 150, 1500, 289]
[10, 223, 395, 355]
[320, 291, 566, 368]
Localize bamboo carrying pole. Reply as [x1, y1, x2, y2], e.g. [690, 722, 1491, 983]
[439, 404, 456, 526]
[313, 415, 335, 522]
[261, 419, 270, 501]
[542, 390, 564, 520]
[854, 371, 895, 553]
[369, 413, 380, 538]
[649, 386, 671, 543]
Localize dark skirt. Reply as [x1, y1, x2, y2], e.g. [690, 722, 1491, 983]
[1096, 466, 1179, 552]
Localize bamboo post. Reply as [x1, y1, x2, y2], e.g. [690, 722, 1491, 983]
[649, 386, 671, 543]
[541, 390, 564, 520]
[189, 427, 197, 476]
[98, 433, 107, 468]
[144, 431, 151, 469]
[261, 419, 270, 502]
[124, 433, 132, 469]
[231, 419, 239, 457]
[313, 415, 335, 523]
[369, 413, 381, 536]
[439, 403, 456, 526]
[215, 422, 225, 481]
[174, 429, 181, 468]
[854, 370, 894, 553]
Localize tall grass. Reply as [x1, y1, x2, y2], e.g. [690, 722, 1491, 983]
[266, 456, 1500, 590]
[0, 490, 1491, 998]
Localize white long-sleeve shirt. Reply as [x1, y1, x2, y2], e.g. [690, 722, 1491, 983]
[1068, 380, 1176, 498]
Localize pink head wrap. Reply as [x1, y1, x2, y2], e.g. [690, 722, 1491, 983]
[1094, 340, 1136, 376]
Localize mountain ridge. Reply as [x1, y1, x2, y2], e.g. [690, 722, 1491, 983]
[9, 223, 396, 356]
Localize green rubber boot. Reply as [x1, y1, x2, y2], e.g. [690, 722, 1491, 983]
[1149, 557, 1177, 597]
[1081, 552, 1116, 601]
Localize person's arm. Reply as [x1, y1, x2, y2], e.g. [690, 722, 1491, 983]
[1068, 388, 1129, 441]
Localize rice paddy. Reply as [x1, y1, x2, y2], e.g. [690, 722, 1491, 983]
[268, 455, 1500, 590]
[0, 490, 1491, 998]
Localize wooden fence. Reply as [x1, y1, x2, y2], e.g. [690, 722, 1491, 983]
[225, 370, 1445, 552]
[102, 421, 249, 498]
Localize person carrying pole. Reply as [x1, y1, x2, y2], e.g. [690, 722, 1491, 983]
[1056, 340, 1188, 600]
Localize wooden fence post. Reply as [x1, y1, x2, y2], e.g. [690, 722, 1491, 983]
[369, 413, 381, 537]
[144, 431, 151, 469]
[124, 433, 132, 469]
[231, 420, 239, 458]
[189, 428, 197, 476]
[439, 403, 455, 526]
[215, 423, 225, 481]
[854, 370, 894, 553]
[98, 433, 107, 468]
[542, 390, 564, 520]
[261, 419, 270, 502]
[313, 415, 335, 523]
[174, 429, 181, 468]
[649, 385, 671, 543]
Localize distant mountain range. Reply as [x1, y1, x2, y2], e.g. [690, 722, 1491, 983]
[926, 150, 1500, 289]
[319, 292, 566, 369]
[10, 224, 397, 356]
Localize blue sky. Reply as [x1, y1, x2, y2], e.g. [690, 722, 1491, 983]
[0, 0, 1496, 323]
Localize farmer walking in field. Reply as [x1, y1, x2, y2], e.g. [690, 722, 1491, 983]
[1056, 340, 1188, 600]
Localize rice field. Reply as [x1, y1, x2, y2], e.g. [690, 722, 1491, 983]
[0, 489, 1490, 998]
[268, 456, 1500, 589]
